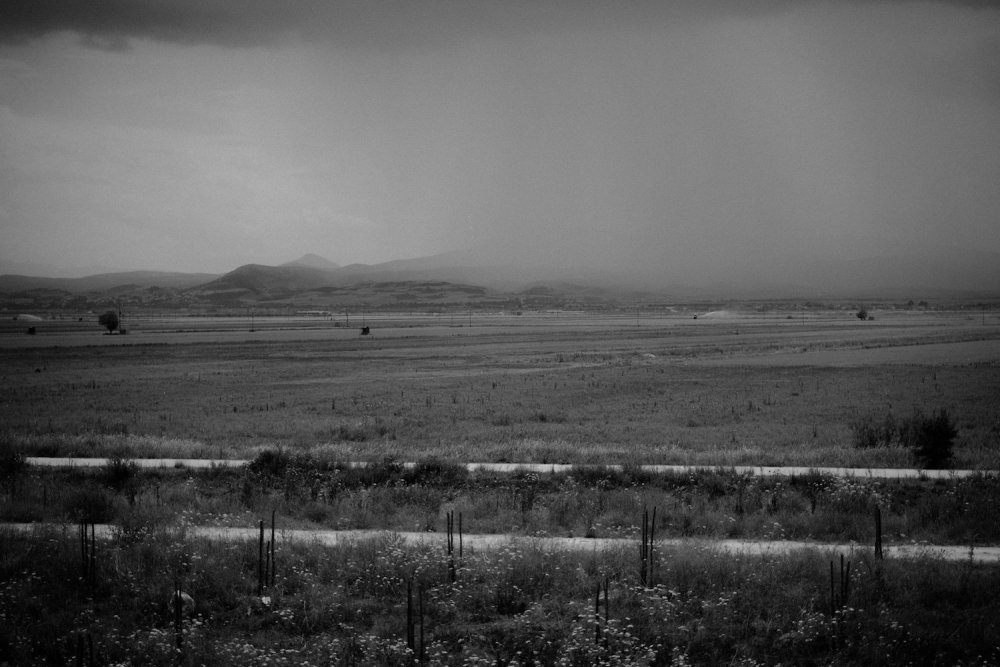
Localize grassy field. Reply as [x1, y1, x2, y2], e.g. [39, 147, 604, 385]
[2, 310, 999, 467]
[2, 308, 1000, 664]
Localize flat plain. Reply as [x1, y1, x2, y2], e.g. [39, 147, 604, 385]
[3, 307, 1000, 665]
[2, 309, 998, 467]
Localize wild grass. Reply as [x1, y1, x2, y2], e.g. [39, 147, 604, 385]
[2, 330, 998, 468]
[5, 455, 999, 546]
[2, 521, 998, 665]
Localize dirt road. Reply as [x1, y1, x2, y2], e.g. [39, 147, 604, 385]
[25, 457, 997, 478]
[5, 523, 997, 564]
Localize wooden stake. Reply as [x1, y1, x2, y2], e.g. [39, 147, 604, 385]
[649, 507, 657, 584]
[594, 581, 601, 645]
[257, 519, 264, 596]
[874, 506, 883, 559]
[419, 585, 426, 665]
[406, 579, 414, 653]
[603, 577, 610, 650]
[271, 509, 277, 585]
[174, 579, 183, 657]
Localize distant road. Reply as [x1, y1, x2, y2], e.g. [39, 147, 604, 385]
[4, 523, 997, 564]
[24, 457, 997, 479]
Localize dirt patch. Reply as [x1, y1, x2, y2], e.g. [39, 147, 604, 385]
[692, 339, 1000, 367]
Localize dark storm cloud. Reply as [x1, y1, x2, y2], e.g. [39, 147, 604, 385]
[0, 0, 304, 47]
[0, 0, 641, 48]
[5, 0, 996, 50]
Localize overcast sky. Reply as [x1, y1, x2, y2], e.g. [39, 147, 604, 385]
[1, 0, 999, 278]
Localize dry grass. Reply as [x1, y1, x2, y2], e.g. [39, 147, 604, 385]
[2, 334, 998, 467]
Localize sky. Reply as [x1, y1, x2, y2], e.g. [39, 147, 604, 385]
[1, 0, 999, 282]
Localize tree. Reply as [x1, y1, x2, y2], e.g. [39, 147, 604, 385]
[99, 310, 119, 334]
[913, 409, 957, 469]
[856, 308, 868, 321]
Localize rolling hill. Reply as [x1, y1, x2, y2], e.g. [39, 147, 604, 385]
[3, 246, 999, 314]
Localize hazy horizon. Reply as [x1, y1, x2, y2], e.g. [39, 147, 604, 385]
[2, 1, 999, 285]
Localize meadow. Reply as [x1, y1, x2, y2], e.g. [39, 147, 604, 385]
[2, 309, 999, 468]
[2, 307, 1000, 664]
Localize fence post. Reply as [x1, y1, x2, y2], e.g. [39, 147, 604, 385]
[874, 506, 883, 559]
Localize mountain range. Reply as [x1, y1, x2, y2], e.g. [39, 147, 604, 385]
[2, 245, 999, 313]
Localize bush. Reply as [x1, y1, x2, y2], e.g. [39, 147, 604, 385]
[913, 409, 957, 469]
[248, 448, 292, 476]
[102, 456, 139, 492]
[407, 458, 468, 486]
[851, 408, 957, 469]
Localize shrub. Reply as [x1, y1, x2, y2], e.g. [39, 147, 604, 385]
[249, 448, 292, 476]
[102, 456, 139, 492]
[913, 409, 957, 469]
[851, 408, 957, 469]
[356, 457, 405, 485]
[407, 458, 468, 486]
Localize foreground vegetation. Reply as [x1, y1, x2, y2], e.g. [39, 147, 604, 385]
[4, 452, 999, 663]
[3, 520, 998, 666]
[3, 452, 998, 553]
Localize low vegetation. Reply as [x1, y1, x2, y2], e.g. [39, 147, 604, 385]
[2, 519, 998, 665]
[851, 408, 959, 469]
[3, 453, 998, 548]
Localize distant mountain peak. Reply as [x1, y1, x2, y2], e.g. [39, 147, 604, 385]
[282, 254, 339, 270]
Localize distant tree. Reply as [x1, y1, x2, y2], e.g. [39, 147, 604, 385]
[856, 308, 868, 321]
[99, 310, 119, 333]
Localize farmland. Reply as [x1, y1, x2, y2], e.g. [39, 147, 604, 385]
[2, 307, 1000, 664]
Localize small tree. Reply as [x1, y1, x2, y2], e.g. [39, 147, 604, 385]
[99, 310, 119, 334]
[856, 308, 868, 321]
[913, 409, 957, 469]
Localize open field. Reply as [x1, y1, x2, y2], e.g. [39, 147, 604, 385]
[2, 309, 998, 467]
[3, 309, 1000, 664]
